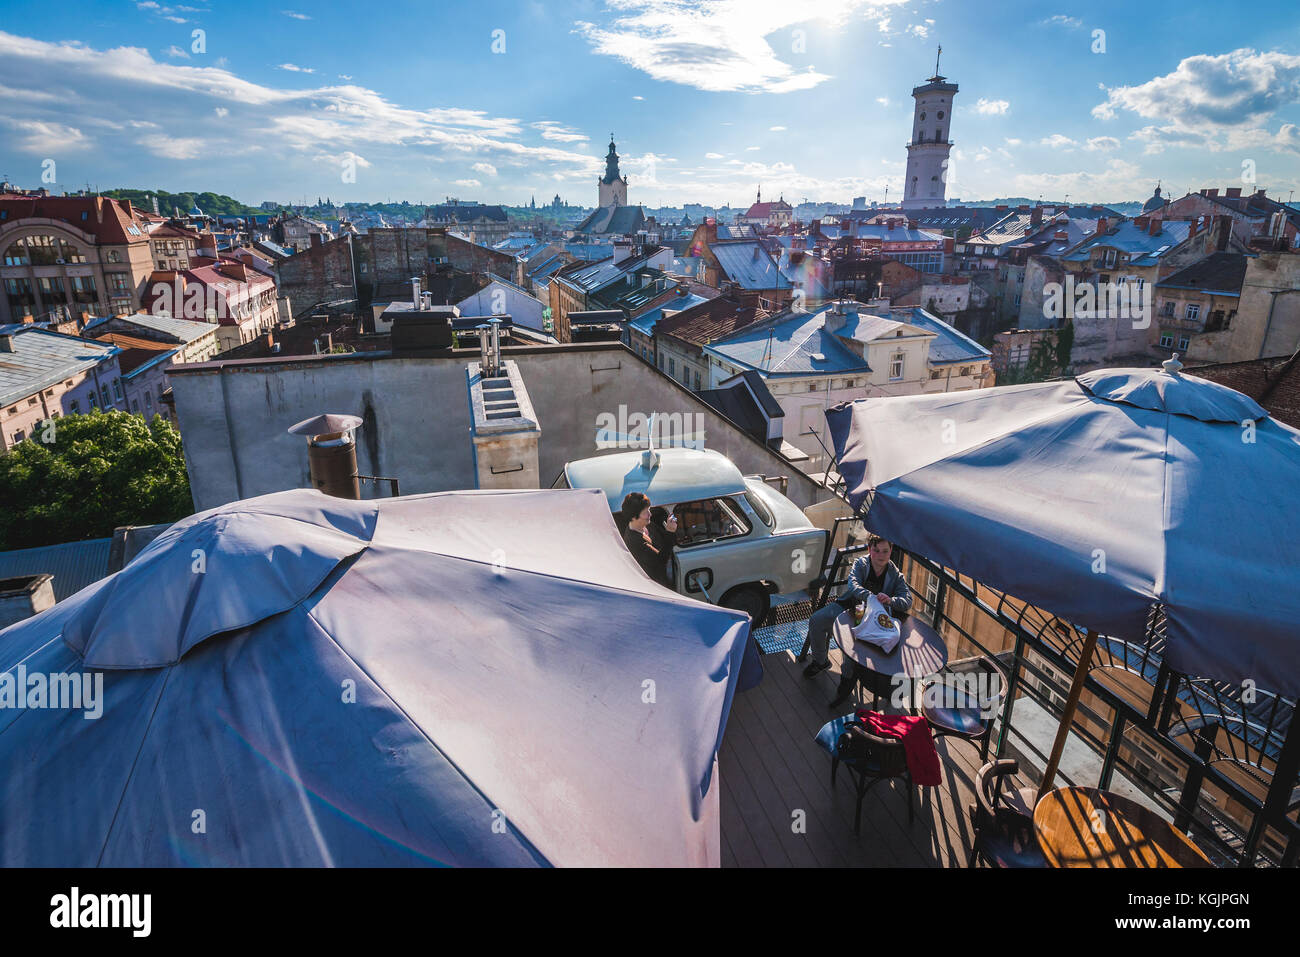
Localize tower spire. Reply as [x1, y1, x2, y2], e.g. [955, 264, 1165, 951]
[935, 44, 942, 77]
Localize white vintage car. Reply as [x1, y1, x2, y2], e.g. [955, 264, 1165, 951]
[559, 447, 830, 621]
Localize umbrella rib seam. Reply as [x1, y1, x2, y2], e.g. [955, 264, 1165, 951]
[302, 606, 554, 867]
[93, 666, 175, 868]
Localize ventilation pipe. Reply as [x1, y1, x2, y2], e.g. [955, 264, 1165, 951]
[287, 413, 364, 499]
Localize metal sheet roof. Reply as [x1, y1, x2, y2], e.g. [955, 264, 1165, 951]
[711, 241, 791, 290]
[1062, 219, 1192, 266]
[85, 312, 218, 344]
[0, 537, 112, 602]
[0, 327, 119, 408]
[704, 306, 867, 376]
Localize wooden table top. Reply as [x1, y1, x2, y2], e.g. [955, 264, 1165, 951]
[833, 610, 948, 678]
[1033, 787, 1213, 868]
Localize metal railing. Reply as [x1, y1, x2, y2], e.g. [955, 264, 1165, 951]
[802, 524, 1297, 866]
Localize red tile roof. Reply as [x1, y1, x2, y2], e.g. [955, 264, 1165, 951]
[0, 195, 151, 246]
[655, 296, 769, 347]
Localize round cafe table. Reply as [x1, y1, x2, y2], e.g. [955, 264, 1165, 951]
[831, 610, 948, 709]
[1033, 786, 1213, 868]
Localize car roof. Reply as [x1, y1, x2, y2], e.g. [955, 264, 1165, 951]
[565, 447, 749, 512]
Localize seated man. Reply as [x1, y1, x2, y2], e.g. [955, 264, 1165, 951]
[801, 535, 912, 709]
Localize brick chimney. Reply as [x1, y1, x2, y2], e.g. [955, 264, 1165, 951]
[908, 219, 919, 231]
[1188, 218, 1199, 238]
[1135, 215, 1149, 231]
[1225, 187, 1242, 199]
[1206, 188, 1219, 198]
[1148, 218, 1161, 236]
[1054, 230, 1069, 242]
[1030, 206, 1043, 226]
[1095, 217, 1109, 235]
[943, 236, 954, 255]
[1215, 214, 1232, 251]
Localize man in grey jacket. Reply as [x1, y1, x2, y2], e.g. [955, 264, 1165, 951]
[801, 535, 912, 707]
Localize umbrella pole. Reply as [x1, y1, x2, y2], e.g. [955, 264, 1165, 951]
[1037, 628, 1098, 801]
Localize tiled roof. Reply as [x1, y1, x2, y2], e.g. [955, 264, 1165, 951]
[627, 293, 711, 337]
[1156, 252, 1249, 295]
[655, 297, 768, 347]
[0, 326, 119, 407]
[0, 195, 150, 246]
[1062, 219, 1192, 266]
[711, 240, 792, 290]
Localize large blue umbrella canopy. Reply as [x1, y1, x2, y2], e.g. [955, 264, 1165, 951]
[0, 488, 750, 866]
[826, 365, 1300, 697]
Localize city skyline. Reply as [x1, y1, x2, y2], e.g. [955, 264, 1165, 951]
[0, 0, 1298, 207]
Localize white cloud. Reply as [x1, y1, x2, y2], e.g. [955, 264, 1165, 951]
[632, 95, 643, 100]
[1041, 15, 1082, 29]
[1093, 48, 1300, 128]
[1004, 137, 1022, 147]
[705, 152, 724, 159]
[745, 145, 760, 151]
[165, 45, 189, 59]
[975, 97, 1009, 115]
[1040, 133, 1077, 149]
[769, 125, 786, 131]
[1085, 136, 1120, 151]
[454, 178, 482, 188]
[214, 106, 228, 117]
[876, 96, 889, 106]
[0, 30, 605, 195]
[2, 117, 90, 153]
[338, 74, 352, 80]
[1013, 159, 1148, 202]
[907, 24, 928, 39]
[472, 162, 498, 176]
[282, 10, 311, 19]
[533, 120, 588, 142]
[140, 133, 204, 159]
[574, 0, 910, 94]
[277, 63, 315, 73]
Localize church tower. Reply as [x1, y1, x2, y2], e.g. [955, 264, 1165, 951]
[902, 47, 957, 210]
[599, 135, 628, 208]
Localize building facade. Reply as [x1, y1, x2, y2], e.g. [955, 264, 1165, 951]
[902, 53, 957, 210]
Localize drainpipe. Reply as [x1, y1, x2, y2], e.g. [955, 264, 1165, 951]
[1258, 289, 1300, 358]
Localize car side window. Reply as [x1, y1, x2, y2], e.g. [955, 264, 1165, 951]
[670, 496, 752, 547]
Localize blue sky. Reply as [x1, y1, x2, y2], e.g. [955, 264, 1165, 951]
[1, 0, 1297, 207]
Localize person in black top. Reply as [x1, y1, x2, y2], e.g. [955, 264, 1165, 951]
[646, 506, 678, 585]
[619, 493, 673, 589]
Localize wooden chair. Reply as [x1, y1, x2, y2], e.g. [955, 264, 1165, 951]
[968, 759, 1048, 868]
[831, 721, 914, 834]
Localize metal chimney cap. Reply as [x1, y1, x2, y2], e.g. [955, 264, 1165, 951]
[287, 413, 363, 437]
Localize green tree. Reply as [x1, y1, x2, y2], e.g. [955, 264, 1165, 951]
[0, 411, 193, 550]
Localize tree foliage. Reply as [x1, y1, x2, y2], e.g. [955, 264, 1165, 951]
[103, 188, 263, 217]
[0, 411, 193, 550]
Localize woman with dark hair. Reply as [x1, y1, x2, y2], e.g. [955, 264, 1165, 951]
[619, 492, 673, 588]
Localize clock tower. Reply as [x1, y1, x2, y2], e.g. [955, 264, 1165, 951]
[902, 47, 957, 210]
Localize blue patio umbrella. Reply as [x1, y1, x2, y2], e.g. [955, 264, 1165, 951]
[0, 487, 750, 866]
[825, 360, 1300, 794]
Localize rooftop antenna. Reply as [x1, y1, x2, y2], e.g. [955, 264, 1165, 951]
[934, 44, 942, 77]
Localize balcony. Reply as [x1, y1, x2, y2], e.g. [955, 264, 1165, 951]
[734, 527, 1297, 867]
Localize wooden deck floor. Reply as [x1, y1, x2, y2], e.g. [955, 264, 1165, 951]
[719, 643, 1027, 867]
